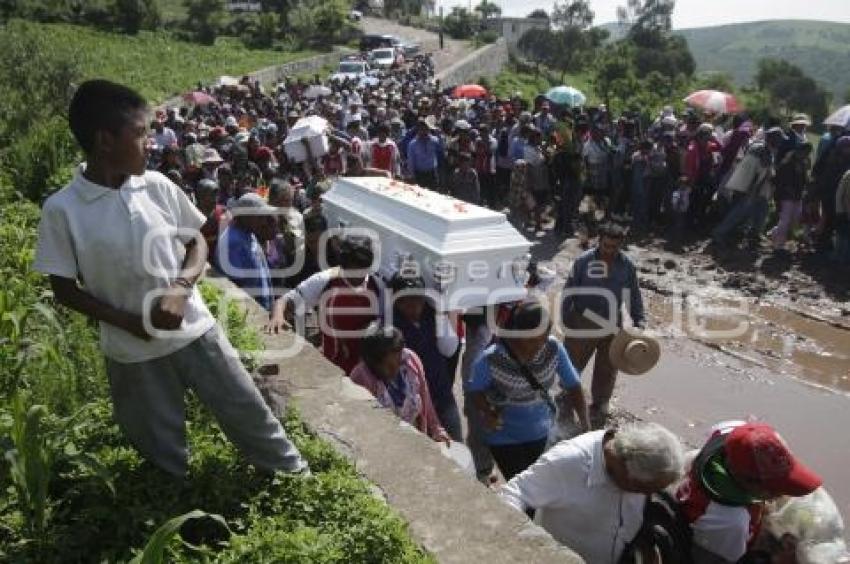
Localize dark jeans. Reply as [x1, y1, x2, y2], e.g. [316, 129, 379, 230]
[556, 174, 582, 233]
[414, 169, 438, 191]
[489, 438, 547, 482]
[495, 166, 512, 208]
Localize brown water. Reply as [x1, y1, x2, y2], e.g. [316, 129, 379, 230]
[646, 294, 850, 394]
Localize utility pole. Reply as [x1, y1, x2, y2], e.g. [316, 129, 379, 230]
[439, 5, 444, 50]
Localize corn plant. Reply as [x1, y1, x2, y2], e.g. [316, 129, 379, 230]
[130, 510, 229, 564]
[4, 395, 53, 542]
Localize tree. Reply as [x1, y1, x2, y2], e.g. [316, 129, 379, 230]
[527, 9, 548, 20]
[184, 0, 225, 45]
[617, 0, 675, 33]
[551, 0, 593, 29]
[111, 0, 160, 33]
[474, 0, 501, 20]
[756, 58, 830, 125]
[443, 7, 476, 40]
[592, 42, 636, 111]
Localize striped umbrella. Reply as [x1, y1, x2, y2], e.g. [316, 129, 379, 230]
[684, 90, 742, 114]
[545, 86, 587, 108]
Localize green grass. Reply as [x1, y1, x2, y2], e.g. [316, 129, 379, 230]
[489, 63, 597, 106]
[18, 22, 317, 103]
[0, 201, 432, 562]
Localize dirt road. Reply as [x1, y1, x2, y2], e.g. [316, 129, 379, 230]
[527, 229, 850, 525]
[361, 17, 475, 74]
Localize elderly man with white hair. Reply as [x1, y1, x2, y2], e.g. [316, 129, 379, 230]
[499, 423, 685, 564]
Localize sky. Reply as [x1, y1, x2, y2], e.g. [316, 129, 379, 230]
[436, 0, 850, 29]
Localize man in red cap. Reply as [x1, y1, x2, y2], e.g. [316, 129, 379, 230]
[676, 421, 822, 563]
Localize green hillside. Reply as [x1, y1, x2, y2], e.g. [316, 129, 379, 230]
[677, 20, 850, 101]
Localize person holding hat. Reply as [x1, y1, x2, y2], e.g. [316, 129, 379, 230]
[465, 299, 589, 481]
[561, 223, 647, 429]
[676, 421, 822, 564]
[789, 113, 811, 144]
[713, 127, 786, 248]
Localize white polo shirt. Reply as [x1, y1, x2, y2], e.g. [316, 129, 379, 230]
[34, 167, 215, 363]
[500, 431, 647, 564]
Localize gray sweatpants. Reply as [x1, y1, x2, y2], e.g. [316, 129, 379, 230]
[106, 325, 306, 477]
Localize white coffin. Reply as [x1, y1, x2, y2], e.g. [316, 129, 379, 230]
[323, 176, 533, 311]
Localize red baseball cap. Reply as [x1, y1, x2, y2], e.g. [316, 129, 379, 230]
[725, 423, 821, 497]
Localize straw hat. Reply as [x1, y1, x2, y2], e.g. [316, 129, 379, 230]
[608, 328, 660, 375]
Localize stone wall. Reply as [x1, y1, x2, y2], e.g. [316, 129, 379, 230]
[435, 38, 509, 87]
[204, 272, 584, 564]
[159, 48, 351, 109]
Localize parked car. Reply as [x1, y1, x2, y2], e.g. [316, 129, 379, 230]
[398, 41, 421, 56]
[330, 59, 369, 83]
[359, 34, 395, 52]
[368, 48, 400, 69]
[329, 59, 380, 87]
[348, 9, 362, 21]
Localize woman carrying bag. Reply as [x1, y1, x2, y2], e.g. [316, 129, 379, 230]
[465, 299, 590, 481]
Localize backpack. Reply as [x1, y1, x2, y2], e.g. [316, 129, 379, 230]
[619, 491, 693, 564]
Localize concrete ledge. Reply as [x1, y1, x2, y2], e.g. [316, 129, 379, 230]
[204, 273, 582, 563]
[159, 48, 352, 109]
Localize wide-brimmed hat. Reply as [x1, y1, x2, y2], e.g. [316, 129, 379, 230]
[790, 113, 811, 127]
[201, 147, 224, 164]
[609, 328, 660, 375]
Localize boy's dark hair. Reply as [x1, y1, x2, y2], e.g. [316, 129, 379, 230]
[69, 80, 148, 154]
[360, 323, 405, 370]
[505, 298, 551, 332]
[598, 222, 627, 240]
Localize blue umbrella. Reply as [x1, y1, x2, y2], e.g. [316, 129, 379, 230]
[545, 86, 587, 108]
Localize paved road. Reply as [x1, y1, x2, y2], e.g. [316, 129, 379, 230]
[361, 16, 475, 74]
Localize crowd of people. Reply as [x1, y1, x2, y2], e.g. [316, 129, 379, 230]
[32, 41, 849, 564]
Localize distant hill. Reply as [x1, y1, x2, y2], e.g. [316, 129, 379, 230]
[596, 20, 850, 102]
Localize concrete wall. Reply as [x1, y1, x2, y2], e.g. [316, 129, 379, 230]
[204, 272, 583, 564]
[159, 48, 351, 109]
[435, 38, 509, 87]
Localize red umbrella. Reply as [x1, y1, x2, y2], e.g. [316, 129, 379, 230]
[183, 91, 217, 106]
[683, 90, 742, 114]
[452, 84, 488, 99]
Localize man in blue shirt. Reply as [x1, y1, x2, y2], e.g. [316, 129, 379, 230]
[561, 223, 646, 429]
[406, 119, 442, 190]
[216, 193, 278, 311]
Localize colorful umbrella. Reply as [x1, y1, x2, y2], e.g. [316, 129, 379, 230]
[545, 86, 586, 107]
[183, 91, 216, 106]
[452, 84, 488, 99]
[684, 90, 742, 114]
[824, 105, 850, 128]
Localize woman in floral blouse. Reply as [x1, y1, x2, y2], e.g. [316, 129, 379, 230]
[350, 324, 450, 444]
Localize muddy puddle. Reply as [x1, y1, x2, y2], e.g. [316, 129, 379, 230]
[646, 293, 850, 393]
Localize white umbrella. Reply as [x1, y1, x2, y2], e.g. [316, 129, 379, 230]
[304, 85, 332, 99]
[824, 105, 850, 128]
[284, 116, 329, 143]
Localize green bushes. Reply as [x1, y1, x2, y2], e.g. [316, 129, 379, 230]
[0, 199, 430, 561]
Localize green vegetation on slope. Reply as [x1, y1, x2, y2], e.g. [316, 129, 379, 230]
[0, 201, 432, 563]
[678, 20, 850, 103]
[6, 20, 316, 104]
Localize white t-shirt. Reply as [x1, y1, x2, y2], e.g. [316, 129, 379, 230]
[500, 431, 646, 564]
[34, 167, 216, 363]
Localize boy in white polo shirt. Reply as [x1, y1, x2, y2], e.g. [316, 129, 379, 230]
[34, 79, 307, 477]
